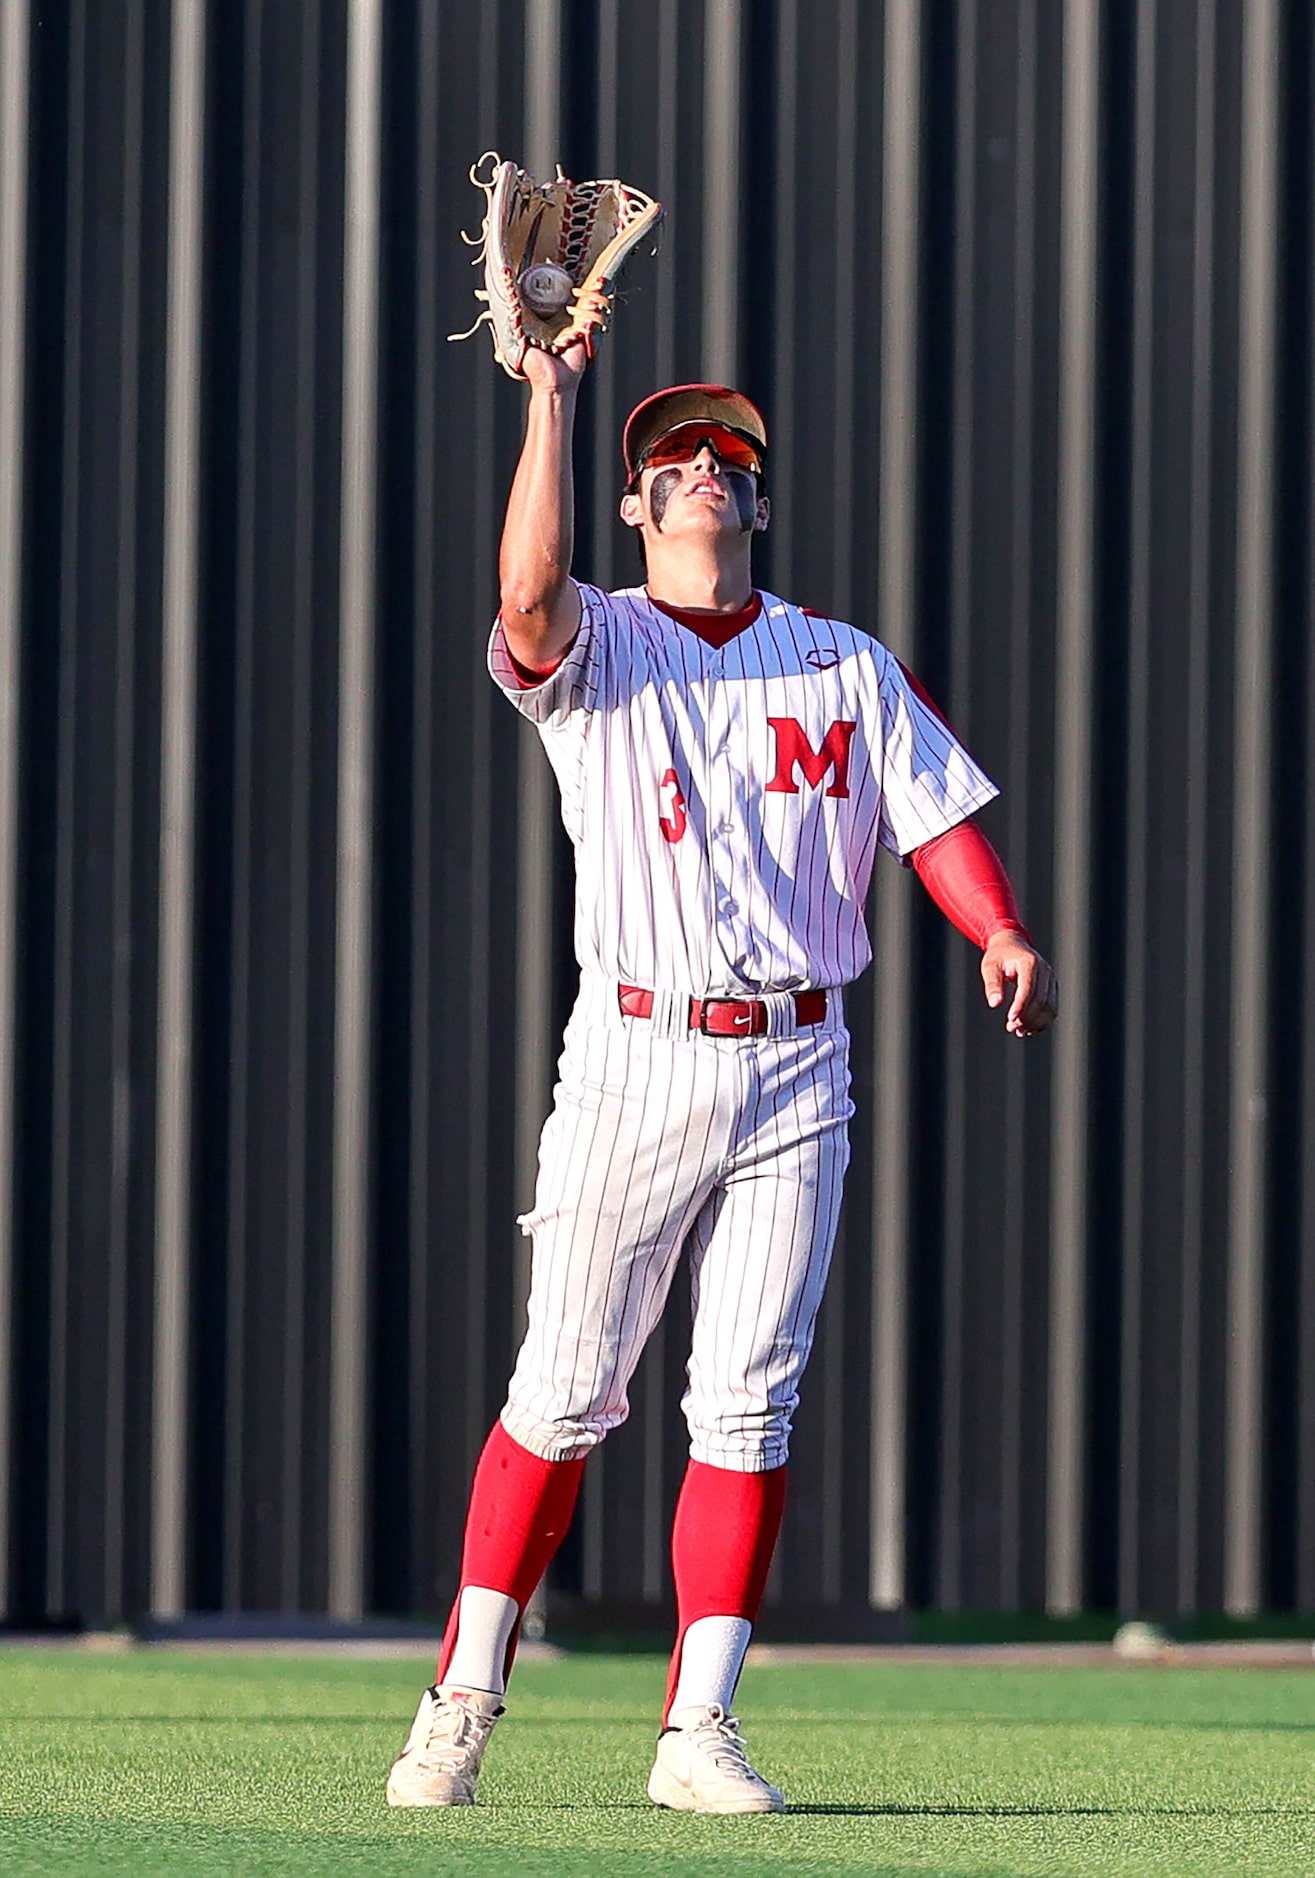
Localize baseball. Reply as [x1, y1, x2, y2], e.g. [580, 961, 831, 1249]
[519, 262, 574, 314]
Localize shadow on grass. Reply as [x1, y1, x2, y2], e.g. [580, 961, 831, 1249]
[762, 1716, 1315, 1738]
[785, 1804, 1315, 1818]
[375, 1800, 1315, 1818]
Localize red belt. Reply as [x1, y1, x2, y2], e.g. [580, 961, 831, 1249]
[618, 983, 827, 1037]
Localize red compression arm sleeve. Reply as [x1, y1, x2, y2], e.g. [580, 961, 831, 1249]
[910, 819, 1031, 949]
[507, 649, 564, 685]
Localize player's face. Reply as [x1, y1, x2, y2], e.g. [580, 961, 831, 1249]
[630, 440, 765, 537]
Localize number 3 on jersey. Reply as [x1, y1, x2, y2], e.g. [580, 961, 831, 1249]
[658, 768, 687, 843]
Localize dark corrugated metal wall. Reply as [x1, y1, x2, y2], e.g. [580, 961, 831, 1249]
[0, 0, 1310, 1628]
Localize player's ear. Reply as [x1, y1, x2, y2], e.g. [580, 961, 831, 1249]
[619, 490, 644, 529]
[753, 495, 770, 533]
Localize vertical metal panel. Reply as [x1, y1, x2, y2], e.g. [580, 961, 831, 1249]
[828, 3, 858, 638]
[401, 0, 443, 1621]
[701, 0, 742, 383]
[279, 0, 321, 1615]
[460, 0, 506, 1548]
[869, 0, 921, 1612]
[998, 0, 1042, 1616]
[329, 0, 382, 1619]
[219, 0, 261, 1614]
[587, 0, 620, 597]
[151, 0, 206, 1623]
[813, 0, 860, 1607]
[1176, 0, 1218, 1620]
[1299, 9, 1315, 1617]
[1224, 0, 1278, 1618]
[43, 0, 172, 1623]
[935, 0, 1055, 1615]
[104, 0, 145, 1622]
[46, 0, 89, 1619]
[936, 0, 976, 1614]
[1046, 0, 1099, 1616]
[516, 0, 560, 1253]
[1299, 14, 1315, 1600]
[0, 0, 30, 1617]
[380, 0, 525, 1622]
[524, 0, 561, 176]
[1116, 0, 1157, 1621]
[768, 0, 799, 604]
[43, 0, 147, 1623]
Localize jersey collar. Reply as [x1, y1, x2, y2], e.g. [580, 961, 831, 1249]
[646, 589, 763, 649]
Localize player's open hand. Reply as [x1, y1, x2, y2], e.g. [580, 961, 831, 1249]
[522, 341, 591, 393]
[981, 932, 1058, 1037]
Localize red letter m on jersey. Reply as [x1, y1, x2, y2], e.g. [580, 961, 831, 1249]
[765, 718, 858, 798]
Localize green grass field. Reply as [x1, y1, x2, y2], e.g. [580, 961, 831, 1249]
[0, 1647, 1311, 1876]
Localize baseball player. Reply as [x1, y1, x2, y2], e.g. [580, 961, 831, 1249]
[387, 340, 1057, 1813]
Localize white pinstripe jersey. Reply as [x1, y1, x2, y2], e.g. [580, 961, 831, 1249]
[489, 583, 998, 997]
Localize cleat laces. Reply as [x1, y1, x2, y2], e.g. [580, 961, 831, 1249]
[681, 1705, 757, 1774]
[412, 1696, 493, 1774]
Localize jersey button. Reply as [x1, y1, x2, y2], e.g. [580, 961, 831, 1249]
[719, 896, 738, 916]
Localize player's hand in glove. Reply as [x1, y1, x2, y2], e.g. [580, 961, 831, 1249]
[981, 931, 1059, 1037]
[521, 338, 591, 393]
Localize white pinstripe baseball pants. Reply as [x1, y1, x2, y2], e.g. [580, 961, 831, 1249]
[501, 975, 853, 1473]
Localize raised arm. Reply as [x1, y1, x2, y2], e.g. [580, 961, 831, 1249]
[498, 344, 587, 672]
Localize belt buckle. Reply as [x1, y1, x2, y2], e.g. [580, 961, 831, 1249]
[698, 998, 762, 1037]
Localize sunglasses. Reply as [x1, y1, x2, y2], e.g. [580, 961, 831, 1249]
[638, 422, 764, 477]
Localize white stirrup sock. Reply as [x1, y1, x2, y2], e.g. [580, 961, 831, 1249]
[439, 1586, 520, 1697]
[668, 1615, 754, 1725]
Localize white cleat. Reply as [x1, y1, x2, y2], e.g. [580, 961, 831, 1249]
[385, 1685, 503, 1807]
[647, 1704, 785, 1814]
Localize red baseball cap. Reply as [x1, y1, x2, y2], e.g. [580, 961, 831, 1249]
[622, 384, 768, 482]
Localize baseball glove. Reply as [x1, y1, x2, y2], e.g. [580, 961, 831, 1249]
[450, 153, 663, 379]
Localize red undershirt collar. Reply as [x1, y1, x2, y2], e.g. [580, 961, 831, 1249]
[647, 589, 762, 649]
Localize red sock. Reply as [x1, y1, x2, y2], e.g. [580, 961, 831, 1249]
[664, 1459, 788, 1722]
[436, 1420, 585, 1685]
